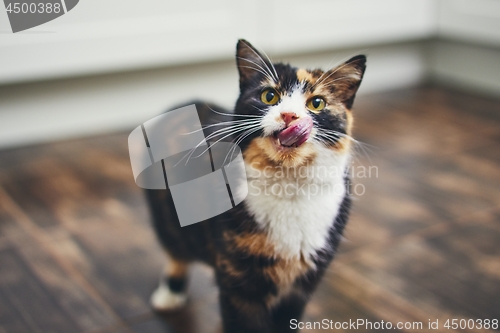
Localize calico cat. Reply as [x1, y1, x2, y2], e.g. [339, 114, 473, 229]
[145, 39, 366, 333]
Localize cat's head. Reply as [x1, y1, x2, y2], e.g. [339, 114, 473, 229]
[234, 39, 366, 169]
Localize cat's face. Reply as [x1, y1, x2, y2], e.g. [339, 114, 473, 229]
[234, 39, 366, 168]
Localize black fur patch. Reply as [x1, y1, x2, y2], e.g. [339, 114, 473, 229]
[166, 276, 187, 293]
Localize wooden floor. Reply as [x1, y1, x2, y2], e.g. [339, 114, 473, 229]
[0, 86, 499, 333]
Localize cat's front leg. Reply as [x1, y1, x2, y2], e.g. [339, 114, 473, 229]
[270, 293, 308, 333]
[219, 290, 275, 333]
[215, 253, 277, 333]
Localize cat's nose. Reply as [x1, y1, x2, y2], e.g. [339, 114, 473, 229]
[280, 112, 299, 127]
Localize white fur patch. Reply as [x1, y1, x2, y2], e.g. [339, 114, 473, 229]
[150, 280, 187, 311]
[244, 143, 349, 263]
[261, 84, 308, 136]
[245, 84, 350, 262]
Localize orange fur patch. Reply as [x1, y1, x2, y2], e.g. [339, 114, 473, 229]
[296, 69, 315, 84]
[244, 137, 317, 169]
[265, 256, 310, 286]
[345, 110, 353, 136]
[229, 231, 275, 257]
[264, 255, 312, 308]
[165, 258, 188, 279]
[331, 136, 352, 154]
[328, 110, 354, 153]
[223, 230, 312, 308]
[216, 254, 245, 278]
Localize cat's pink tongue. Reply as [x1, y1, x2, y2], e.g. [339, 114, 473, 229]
[277, 117, 313, 147]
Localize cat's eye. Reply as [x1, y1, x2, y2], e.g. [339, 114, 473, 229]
[260, 89, 280, 105]
[307, 96, 326, 112]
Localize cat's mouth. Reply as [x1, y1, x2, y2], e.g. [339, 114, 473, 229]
[271, 117, 313, 149]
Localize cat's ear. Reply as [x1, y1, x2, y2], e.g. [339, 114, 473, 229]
[236, 39, 271, 87]
[326, 55, 366, 109]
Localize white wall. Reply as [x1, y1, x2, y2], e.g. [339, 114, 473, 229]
[437, 0, 500, 47]
[0, 0, 435, 84]
[428, 0, 500, 95]
[428, 41, 500, 96]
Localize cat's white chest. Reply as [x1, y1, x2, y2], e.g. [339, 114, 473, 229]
[244, 148, 349, 262]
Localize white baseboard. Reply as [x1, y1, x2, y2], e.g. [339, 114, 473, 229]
[0, 42, 427, 149]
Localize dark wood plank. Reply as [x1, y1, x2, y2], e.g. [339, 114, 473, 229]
[0, 190, 119, 333]
[130, 318, 177, 333]
[0, 247, 107, 333]
[303, 276, 406, 333]
[345, 221, 500, 321]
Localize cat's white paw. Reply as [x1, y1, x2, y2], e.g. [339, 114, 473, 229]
[150, 283, 187, 311]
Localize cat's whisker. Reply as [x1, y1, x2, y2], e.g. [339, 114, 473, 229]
[238, 65, 275, 84]
[203, 122, 262, 142]
[250, 105, 269, 114]
[193, 124, 261, 162]
[315, 133, 369, 167]
[194, 127, 260, 164]
[237, 57, 277, 84]
[223, 131, 251, 166]
[238, 63, 275, 84]
[173, 122, 261, 167]
[316, 131, 356, 150]
[313, 57, 359, 88]
[183, 119, 262, 135]
[314, 133, 341, 146]
[315, 133, 340, 142]
[318, 128, 371, 148]
[314, 56, 338, 85]
[242, 44, 278, 82]
[317, 129, 375, 164]
[224, 127, 261, 166]
[315, 132, 366, 166]
[351, 141, 376, 165]
[257, 47, 279, 82]
[321, 75, 356, 88]
[173, 141, 207, 168]
[314, 52, 363, 87]
[206, 105, 262, 118]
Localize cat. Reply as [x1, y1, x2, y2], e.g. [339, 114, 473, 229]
[145, 39, 366, 333]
